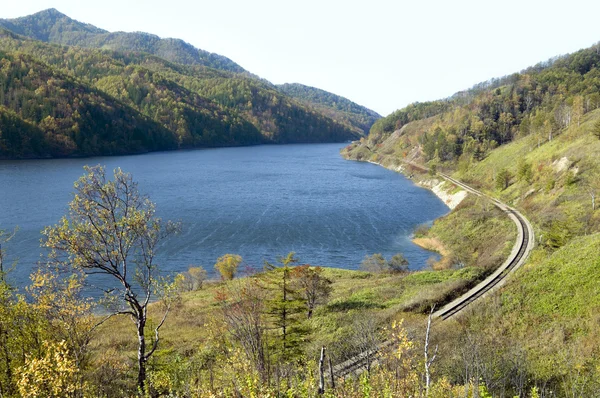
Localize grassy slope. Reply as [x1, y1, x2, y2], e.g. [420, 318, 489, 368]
[91, 266, 484, 379]
[425, 195, 516, 271]
[342, 83, 600, 393]
[441, 232, 600, 386]
[456, 111, 600, 235]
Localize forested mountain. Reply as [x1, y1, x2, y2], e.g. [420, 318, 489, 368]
[0, 9, 378, 158]
[278, 83, 381, 135]
[0, 8, 245, 73]
[364, 43, 600, 159]
[0, 50, 177, 157]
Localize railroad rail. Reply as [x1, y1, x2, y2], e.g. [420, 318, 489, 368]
[328, 165, 535, 379]
[433, 173, 535, 320]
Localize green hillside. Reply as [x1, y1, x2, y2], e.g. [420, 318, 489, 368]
[0, 51, 176, 158]
[0, 9, 377, 159]
[5, 7, 600, 398]
[343, 40, 600, 396]
[278, 83, 381, 135]
[0, 8, 246, 73]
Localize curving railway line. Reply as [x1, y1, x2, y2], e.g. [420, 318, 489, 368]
[328, 166, 535, 379]
[432, 173, 535, 320]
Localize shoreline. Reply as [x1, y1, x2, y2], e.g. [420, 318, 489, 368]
[361, 157, 468, 269]
[365, 160, 467, 210]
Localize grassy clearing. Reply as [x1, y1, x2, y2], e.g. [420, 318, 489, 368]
[419, 195, 516, 272]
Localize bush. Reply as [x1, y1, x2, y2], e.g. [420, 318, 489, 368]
[214, 254, 242, 280]
[388, 254, 409, 273]
[517, 160, 533, 183]
[361, 253, 409, 273]
[361, 253, 387, 273]
[495, 168, 511, 190]
[413, 224, 430, 238]
[177, 266, 207, 291]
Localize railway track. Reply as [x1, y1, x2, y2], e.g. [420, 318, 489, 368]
[329, 165, 535, 378]
[433, 173, 535, 320]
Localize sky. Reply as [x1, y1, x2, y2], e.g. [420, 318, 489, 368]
[3, 0, 600, 116]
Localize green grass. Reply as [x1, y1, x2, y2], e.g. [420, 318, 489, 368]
[441, 232, 600, 385]
[504, 233, 600, 322]
[91, 265, 485, 370]
[453, 111, 600, 247]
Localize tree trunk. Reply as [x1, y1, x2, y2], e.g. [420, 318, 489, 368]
[137, 319, 147, 393]
[318, 346, 325, 394]
[0, 327, 12, 396]
[424, 306, 437, 397]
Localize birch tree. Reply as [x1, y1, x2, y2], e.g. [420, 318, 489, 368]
[43, 166, 178, 393]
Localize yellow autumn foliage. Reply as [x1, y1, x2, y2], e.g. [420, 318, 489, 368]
[17, 340, 83, 398]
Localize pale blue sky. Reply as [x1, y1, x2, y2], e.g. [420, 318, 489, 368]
[3, 0, 600, 115]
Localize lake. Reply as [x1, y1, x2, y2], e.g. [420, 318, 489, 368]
[0, 143, 449, 290]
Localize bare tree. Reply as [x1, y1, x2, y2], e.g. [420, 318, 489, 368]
[584, 182, 598, 212]
[424, 306, 438, 397]
[217, 279, 269, 381]
[318, 346, 325, 394]
[351, 316, 382, 373]
[43, 166, 178, 393]
[524, 94, 534, 111]
[291, 265, 332, 318]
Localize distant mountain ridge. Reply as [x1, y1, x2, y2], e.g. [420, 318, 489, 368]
[278, 83, 381, 135]
[0, 8, 246, 73]
[0, 9, 380, 159]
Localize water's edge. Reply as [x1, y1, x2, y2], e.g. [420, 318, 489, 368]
[364, 160, 467, 210]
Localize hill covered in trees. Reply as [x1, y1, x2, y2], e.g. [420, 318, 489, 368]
[2, 35, 600, 395]
[0, 9, 379, 159]
[0, 8, 246, 73]
[278, 83, 381, 135]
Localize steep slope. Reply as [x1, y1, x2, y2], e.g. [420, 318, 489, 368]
[0, 31, 360, 148]
[277, 83, 381, 135]
[0, 13, 368, 158]
[343, 40, 600, 395]
[0, 8, 245, 73]
[344, 41, 600, 243]
[0, 51, 177, 158]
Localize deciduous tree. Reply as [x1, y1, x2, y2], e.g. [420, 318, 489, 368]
[388, 253, 409, 273]
[43, 166, 178, 393]
[291, 265, 332, 318]
[217, 279, 269, 381]
[177, 265, 207, 291]
[16, 340, 81, 398]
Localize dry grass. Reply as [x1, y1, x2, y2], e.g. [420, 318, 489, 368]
[412, 237, 452, 269]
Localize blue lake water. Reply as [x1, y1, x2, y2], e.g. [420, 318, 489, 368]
[0, 143, 449, 290]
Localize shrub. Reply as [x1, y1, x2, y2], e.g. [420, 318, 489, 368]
[214, 254, 243, 280]
[360, 253, 387, 273]
[495, 168, 511, 190]
[177, 266, 207, 291]
[388, 254, 409, 273]
[361, 253, 409, 273]
[517, 160, 533, 183]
